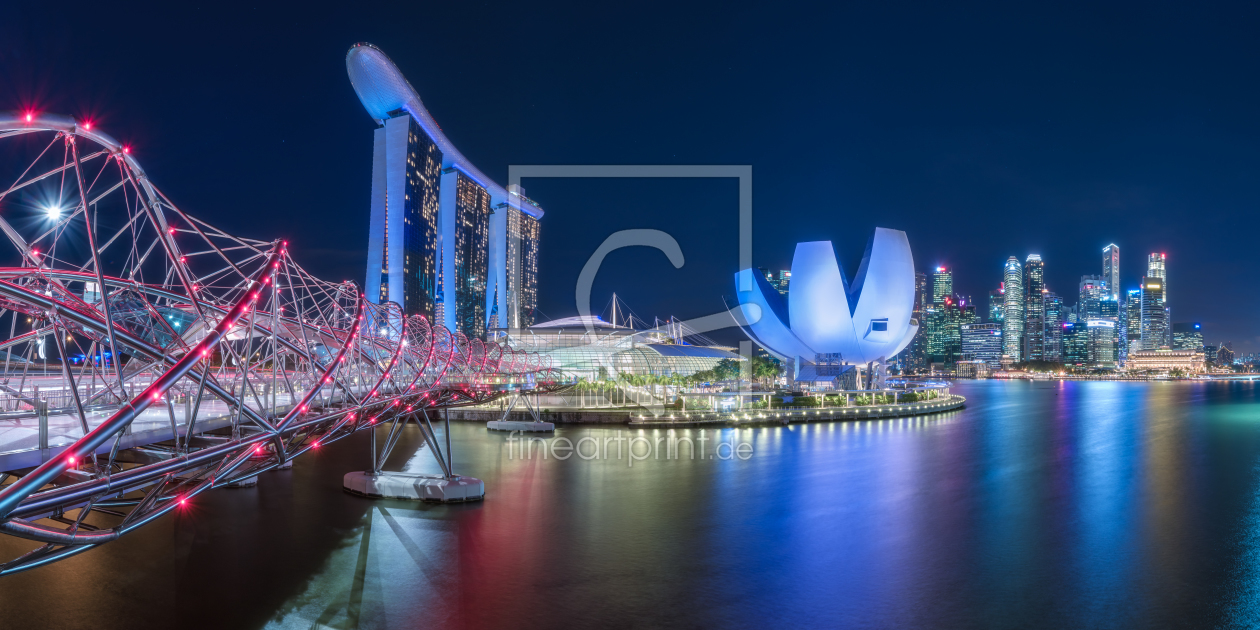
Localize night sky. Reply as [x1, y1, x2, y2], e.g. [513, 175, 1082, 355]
[3, 3, 1257, 348]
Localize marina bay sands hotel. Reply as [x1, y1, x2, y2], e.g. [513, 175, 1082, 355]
[346, 43, 542, 339]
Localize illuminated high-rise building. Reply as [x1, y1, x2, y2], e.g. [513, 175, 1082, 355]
[1148, 252, 1169, 346]
[501, 185, 541, 328]
[349, 44, 545, 339]
[961, 322, 1004, 368]
[932, 267, 953, 304]
[1023, 255, 1045, 361]
[988, 285, 1005, 323]
[1147, 253, 1166, 299]
[361, 111, 442, 319]
[1043, 292, 1063, 361]
[1125, 289, 1142, 357]
[1087, 319, 1118, 367]
[1003, 257, 1024, 360]
[1102, 244, 1120, 301]
[1078, 275, 1105, 320]
[1140, 277, 1167, 350]
[444, 172, 491, 337]
[905, 272, 929, 373]
[1172, 322, 1203, 352]
[1061, 322, 1088, 367]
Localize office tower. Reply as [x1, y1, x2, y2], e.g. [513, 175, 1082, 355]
[1148, 253, 1169, 347]
[923, 304, 945, 368]
[1078, 275, 1105, 319]
[961, 322, 1004, 367]
[1043, 292, 1063, 361]
[1099, 298, 1118, 319]
[350, 43, 546, 340]
[1103, 244, 1120, 301]
[924, 297, 963, 368]
[1061, 322, 1088, 367]
[932, 267, 953, 304]
[759, 268, 791, 297]
[988, 285, 1005, 323]
[1086, 319, 1118, 367]
[1023, 255, 1045, 361]
[1172, 322, 1204, 352]
[1147, 253, 1166, 299]
[1125, 289, 1142, 357]
[905, 272, 929, 373]
[1099, 296, 1120, 363]
[1140, 277, 1167, 349]
[960, 297, 979, 326]
[943, 297, 964, 365]
[1003, 257, 1024, 360]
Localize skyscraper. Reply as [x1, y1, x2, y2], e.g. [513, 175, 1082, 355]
[1125, 289, 1142, 358]
[961, 322, 1004, 367]
[905, 271, 929, 373]
[502, 186, 541, 328]
[1078, 275, 1105, 320]
[444, 172, 491, 338]
[932, 267, 953, 304]
[1140, 277, 1167, 350]
[1147, 253, 1166, 299]
[349, 43, 546, 340]
[988, 285, 1005, 323]
[1148, 252, 1169, 346]
[1003, 257, 1024, 361]
[1102, 244, 1120, 301]
[1061, 322, 1088, 367]
[1023, 255, 1045, 361]
[1087, 319, 1118, 367]
[364, 112, 442, 319]
[1043, 292, 1063, 361]
[1172, 322, 1203, 352]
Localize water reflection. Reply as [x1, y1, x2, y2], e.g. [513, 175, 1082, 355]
[6, 380, 1260, 628]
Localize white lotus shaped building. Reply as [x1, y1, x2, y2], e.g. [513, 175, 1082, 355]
[735, 228, 918, 365]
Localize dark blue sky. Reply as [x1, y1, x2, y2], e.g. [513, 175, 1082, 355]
[3, 2, 1257, 348]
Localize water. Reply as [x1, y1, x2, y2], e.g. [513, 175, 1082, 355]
[3, 380, 1260, 628]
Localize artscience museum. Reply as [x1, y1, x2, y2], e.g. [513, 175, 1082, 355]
[735, 228, 918, 377]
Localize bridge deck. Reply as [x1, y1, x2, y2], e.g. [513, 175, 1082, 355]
[0, 373, 379, 472]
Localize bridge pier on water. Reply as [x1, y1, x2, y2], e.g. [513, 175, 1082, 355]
[343, 405, 485, 503]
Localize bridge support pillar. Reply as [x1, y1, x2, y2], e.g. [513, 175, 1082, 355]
[343, 471, 484, 503]
[487, 390, 554, 432]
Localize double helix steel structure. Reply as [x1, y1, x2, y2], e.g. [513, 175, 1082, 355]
[0, 112, 563, 575]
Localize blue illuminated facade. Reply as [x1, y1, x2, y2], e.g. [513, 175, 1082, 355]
[735, 228, 918, 367]
[348, 43, 543, 337]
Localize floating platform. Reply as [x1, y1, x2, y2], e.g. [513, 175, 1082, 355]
[343, 471, 484, 503]
[486, 420, 554, 432]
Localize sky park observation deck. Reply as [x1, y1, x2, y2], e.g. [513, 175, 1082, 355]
[347, 43, 542, 340]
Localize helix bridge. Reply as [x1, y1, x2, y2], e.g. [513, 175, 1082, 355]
[0, 112, 563, 575]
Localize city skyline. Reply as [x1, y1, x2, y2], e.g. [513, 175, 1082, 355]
[4, 3, 1258, 351]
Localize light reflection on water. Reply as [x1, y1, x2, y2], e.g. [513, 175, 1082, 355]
[5, 380, 1260, 628]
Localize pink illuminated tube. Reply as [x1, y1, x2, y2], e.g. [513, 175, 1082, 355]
[0, 242, 285, 521]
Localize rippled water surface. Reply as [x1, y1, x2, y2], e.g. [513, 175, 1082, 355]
[4, 379, 1260, 629]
